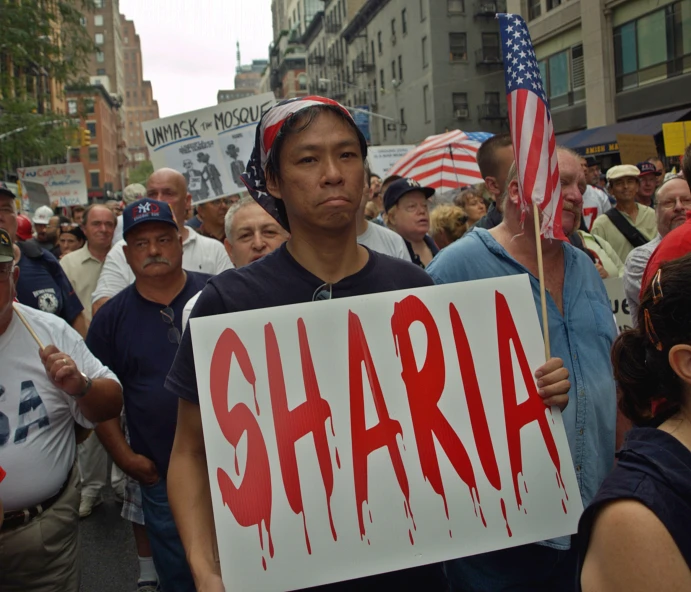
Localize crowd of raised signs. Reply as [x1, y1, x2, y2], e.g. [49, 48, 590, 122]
[0, 96, 690, 592]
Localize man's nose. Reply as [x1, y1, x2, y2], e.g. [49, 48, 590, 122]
[251, 231, 265, 250]
[323, 156, 344, 183]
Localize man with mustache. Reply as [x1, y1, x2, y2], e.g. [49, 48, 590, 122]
[85, 198, 210, 592]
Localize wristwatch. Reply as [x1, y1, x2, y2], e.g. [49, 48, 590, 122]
[73, 372, 93, 400]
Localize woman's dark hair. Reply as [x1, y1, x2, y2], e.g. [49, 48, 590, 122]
[265, 104, 368, 184]
[612, 253, 691, 425]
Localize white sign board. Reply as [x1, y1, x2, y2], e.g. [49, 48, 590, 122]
[190, 274, 582, 592]
[603, 277, 632, 332]
[368, 145, 415, 178]
[16, 163, 88, 207]
[141, 93, 276, 205]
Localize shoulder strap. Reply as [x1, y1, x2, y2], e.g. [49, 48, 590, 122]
[605, 208, 649, 248]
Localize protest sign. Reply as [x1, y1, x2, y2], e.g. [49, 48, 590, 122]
[190, 274, 582, 592]
[603, 277, 632, 332]
[368, 145, 415, 177]
[141, 93, 275, 205]
[616, 134, 658, 167]
[16, 163, 88, 208]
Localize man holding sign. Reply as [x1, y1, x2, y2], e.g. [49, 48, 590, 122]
[164, 96, 571, 591]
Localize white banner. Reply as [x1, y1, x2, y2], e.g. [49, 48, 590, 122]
[603, 277, 632, 332]
[16, 163, 88, 207]
[368, 145, 415, 178]
[190, 274, 582, 592]
[141, 93, 276, 205]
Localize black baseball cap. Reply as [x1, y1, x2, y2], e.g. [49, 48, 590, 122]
[0, 182, 16, 199]
[383, 178, 435, 212]
[0, 229, 14, 263]
[637, 161, 661, 177]
[122, 198, 178, 237]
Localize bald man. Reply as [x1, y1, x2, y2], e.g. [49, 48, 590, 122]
[91, 168, 233, 316]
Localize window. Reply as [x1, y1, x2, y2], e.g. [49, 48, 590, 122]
[423, 85, 430, 122]
[547, 0, 562, 10]
[95, 33, 104, 45]
[97, 68, 106, 75]
[637, 10, 667, 69]
[528, 0, 542, 20]
[422, 36, 429, 68]
[400, 108, 405, 125]
[94, 15, 103, 26]
[96, 51, 105, 62]
[449, 33, 467, 61]
[481, 32, 501, 61]
[452, 92, 469, 117]
[94, 0, 103, 8]
[87, 121, 97, 139]
[88, 146, 99, 163]
[398, 56, 403, 80]
[448, 0, 464, 14]
[380, 68, 385, 89]
[377, 31, 383, 54]
[69, 148, 80, 163]
[90, 171, 100, 188]
[84, 98, 95, 114]
[79, 16, 86, 26]
[298, 74, 308, 91]
[420, 0, 427, 21]
[391, 18, 396, 38]
[537, 43, 586, 108]
[402, 9, 408, 35]
[391, 60, 396, 81]
[67, 100, 77, 115]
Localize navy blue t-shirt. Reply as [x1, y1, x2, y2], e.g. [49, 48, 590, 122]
[87, 271, 211, 477]
[165, 245, 446, 592]
[16, 241, 83, 324]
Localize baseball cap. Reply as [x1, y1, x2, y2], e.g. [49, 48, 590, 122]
[0, 182, 16, 199]
[637, 161, 662, 177]
[16, 214, 32, 241]
[584, 156, 599, 168]
[122, 198, 178, 237]
[383, 178, 435, 212]
[606, 164, 641, 182]
[0, 228, 14, 263]
[32, 205, 54, 225]
[122, 183, 147, 205]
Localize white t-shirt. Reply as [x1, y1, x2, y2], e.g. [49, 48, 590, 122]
[182, 291, 201, 330]
[582, 186, 612, 231]
[91, 227, 233, 303]
[112, 215, 124, 245]
[0, 304, 119, 512]
[357, 221, 412, 261]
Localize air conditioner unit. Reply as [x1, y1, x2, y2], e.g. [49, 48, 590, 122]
[454, 108, 469, 119]
[391, 35, 397, 46]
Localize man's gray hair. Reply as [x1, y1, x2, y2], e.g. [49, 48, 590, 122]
[224, 195, 259, 241]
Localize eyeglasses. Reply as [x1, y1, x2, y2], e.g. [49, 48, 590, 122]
[312, 282, 333, 301]
[402, 202, 429, 214]
[160, 306, 181, 344]
[657, 196, 691, 210]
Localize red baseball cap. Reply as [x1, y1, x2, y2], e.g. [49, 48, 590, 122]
[16, 214, 33, 241]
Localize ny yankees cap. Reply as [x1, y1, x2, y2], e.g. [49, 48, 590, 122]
[383, 177, 435, 212]
[122, 198, 178, 238]
[0, 229, 14, 264]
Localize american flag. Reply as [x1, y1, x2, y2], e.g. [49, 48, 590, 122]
[387, 130, 493, 193]
[498, 13, 565, 241]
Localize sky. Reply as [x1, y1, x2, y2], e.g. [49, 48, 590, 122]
[119, 0, 273, 118]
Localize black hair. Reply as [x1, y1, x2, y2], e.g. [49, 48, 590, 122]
[612, 253, 691, 425]
[476, 133, 512, 180]
[61, 225, 86, 242]
[58, 215, 71, 226]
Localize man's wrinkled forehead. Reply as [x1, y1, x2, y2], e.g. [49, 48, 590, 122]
[657, 178, 690, 202]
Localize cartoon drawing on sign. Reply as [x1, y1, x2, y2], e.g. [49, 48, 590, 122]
[182, 159, 209, 202]
[225, 144, 246, 186]
[197, 152, 223, 197]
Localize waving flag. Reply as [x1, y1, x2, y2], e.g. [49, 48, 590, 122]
[498, 13, 565, 241]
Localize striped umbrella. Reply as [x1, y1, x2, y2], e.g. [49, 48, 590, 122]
[388, 130, 493, 192]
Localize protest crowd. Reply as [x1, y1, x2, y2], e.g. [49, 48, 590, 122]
[2, 92, 691, 592]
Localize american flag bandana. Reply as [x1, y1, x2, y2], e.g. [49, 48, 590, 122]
[240, 95, 365, 231]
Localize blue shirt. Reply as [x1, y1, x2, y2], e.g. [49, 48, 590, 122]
[427, 229, 617, 550]
[86, 271, 211, 477]
[16, 241, 83, 324]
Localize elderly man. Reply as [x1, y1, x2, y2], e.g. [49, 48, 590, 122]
[474, 133, 514, 230]
[428, 147, 617, 592]
[591, 165, 657, 263]
[91, 168, 232, 316]
[31, 206, 60, 256]
[87, 199, 211, 592]
[112, 183, 147, 245]
[624, 174, 691, 323]
[0, 229, 122, 592]
[196, 197, 230, 242]
[636, 161, 662, 207]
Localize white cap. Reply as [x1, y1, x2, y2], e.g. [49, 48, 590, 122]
[32, 205, 54, 225]
[606, 164, 640, 182]
[122, 183, 146, 205]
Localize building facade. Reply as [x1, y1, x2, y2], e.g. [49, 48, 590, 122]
[66, 85, 122, 199]
[302, 0, 509, 145]
[121, 16, 160, 169]
[517, 0, 691, 159]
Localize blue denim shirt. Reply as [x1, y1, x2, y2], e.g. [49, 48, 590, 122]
[426, 229, 617, 550]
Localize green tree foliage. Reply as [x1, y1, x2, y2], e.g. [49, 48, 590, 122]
[128, 160, 153, 186]
[0, 0, 96, 174]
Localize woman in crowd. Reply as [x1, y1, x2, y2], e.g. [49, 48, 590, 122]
[578, 253, 691, 591]
[430, 204, 467, 249]
[454, 186, 487, 228]
[58, 224, 86, 258]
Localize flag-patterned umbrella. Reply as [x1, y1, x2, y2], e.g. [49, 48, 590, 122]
[387, 130, 493, 192]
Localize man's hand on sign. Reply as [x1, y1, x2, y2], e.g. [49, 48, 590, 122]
[40, 345, 88, 399]
[125, 453, 159, 486]
[535, 357, 570, 411]
[196, 573, 225, 592]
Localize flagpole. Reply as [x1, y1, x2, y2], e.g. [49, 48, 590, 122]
[532, 202, 551, 359]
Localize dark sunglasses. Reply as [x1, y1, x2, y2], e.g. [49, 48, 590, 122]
[160, 307, 182, 344]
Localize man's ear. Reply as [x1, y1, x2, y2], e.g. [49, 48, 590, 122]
[185, 193, 192, 210]
[669, 344, 691, 387]
[485, 176, 500, 197]
[266, 171, 283, 200]
[223, 238, 236, 267]
[507, 178, 521, 207]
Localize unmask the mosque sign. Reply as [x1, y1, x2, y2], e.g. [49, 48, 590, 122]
[190, 275, 582, 592]
[141, 93, 275, 205]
